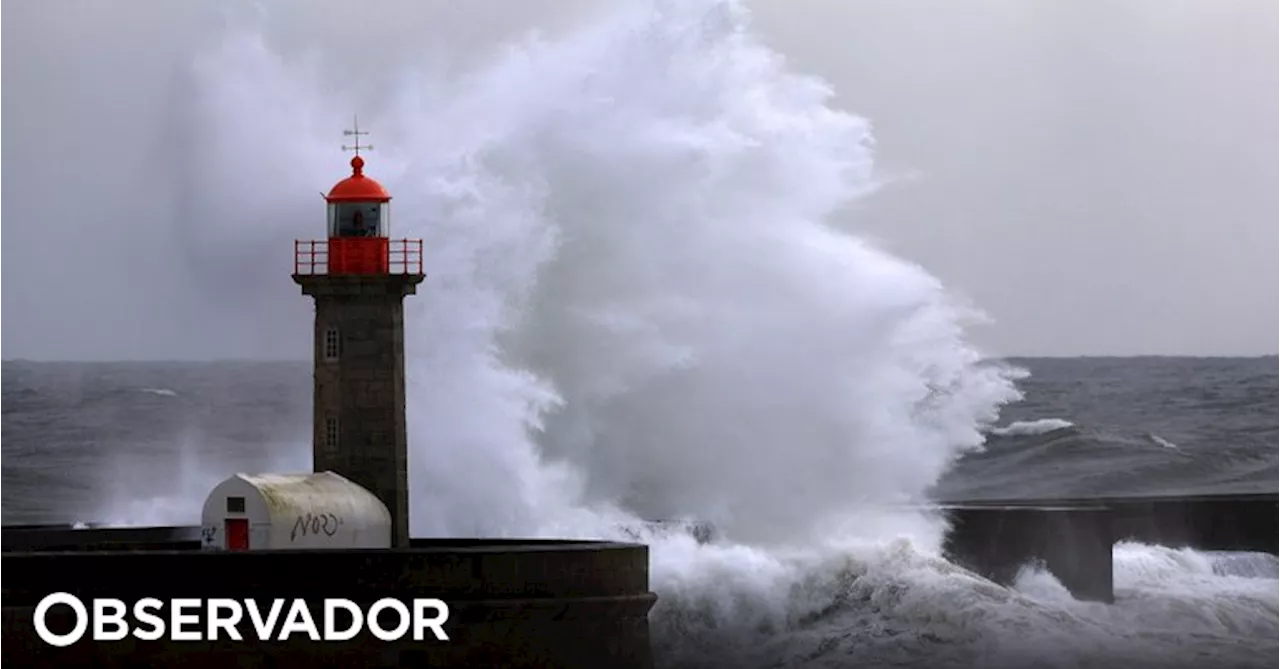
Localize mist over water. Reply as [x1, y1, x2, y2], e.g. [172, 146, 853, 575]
[88, 0, 1279, 666]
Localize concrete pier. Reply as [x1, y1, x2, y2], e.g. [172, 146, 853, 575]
[1, 525, 201, 551]
[940, 493, 1278, 602]
[941, 504, 1115, 602]
[3, 492, 1274, 664]
[1103, 494, 1278, 555]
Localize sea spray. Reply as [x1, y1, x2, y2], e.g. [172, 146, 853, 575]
[385, 0, 1022, 545]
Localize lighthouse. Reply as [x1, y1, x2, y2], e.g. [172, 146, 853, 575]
[292, 122, 423, 547]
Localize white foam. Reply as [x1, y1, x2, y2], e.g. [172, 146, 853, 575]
[139, 388, 178, 397]
[989, 418, 1075, 437]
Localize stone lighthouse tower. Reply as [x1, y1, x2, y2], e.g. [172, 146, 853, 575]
[292, 123, 423, 547]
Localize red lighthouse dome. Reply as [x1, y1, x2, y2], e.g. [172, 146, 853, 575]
[293, 121, 421, 279]
[326, 155, 391, 203]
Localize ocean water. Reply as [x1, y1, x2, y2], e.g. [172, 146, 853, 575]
[4, 0, 1278, 666]
[933, 356, 1278, 500]
[4, 357, 1275, 525]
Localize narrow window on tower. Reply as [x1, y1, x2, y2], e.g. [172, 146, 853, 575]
[325, 417, 339, 451]
[323, 327, 340, 361]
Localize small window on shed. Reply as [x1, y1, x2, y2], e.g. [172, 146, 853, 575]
[226, 496, 246, 514]
[326, 417, 340, 450]
[324, 327, 340, 361]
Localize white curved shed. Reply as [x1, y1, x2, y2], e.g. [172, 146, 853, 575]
[200, 471, 391, 551]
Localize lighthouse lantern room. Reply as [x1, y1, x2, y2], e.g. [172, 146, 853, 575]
[325, 151, 393, 274]
[293, 120, 424, 547]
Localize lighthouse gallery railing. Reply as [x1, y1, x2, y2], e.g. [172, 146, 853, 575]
[293, 239, 423, 275]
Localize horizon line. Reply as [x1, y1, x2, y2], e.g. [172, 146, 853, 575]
[3, 353, 1277, 364]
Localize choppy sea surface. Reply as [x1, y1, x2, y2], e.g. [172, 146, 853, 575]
[933, 356, 1278, 500]
[2, 356, 1276, 668]
[3, 357, 1276, 523]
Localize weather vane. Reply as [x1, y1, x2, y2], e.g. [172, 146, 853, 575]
[342, 115, 373, 156]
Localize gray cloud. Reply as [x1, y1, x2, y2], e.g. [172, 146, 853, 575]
[2, 0, 1275, 359]
[752, 0, 1278, 356]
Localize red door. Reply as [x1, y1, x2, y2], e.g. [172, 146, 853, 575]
[225, 518, 250, 551]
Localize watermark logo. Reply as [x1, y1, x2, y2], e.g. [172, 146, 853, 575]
[33, 593, 450, 647]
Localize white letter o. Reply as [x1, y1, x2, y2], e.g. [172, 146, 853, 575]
[366, 599, 410, 641]
[34, 592, 88, 647]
